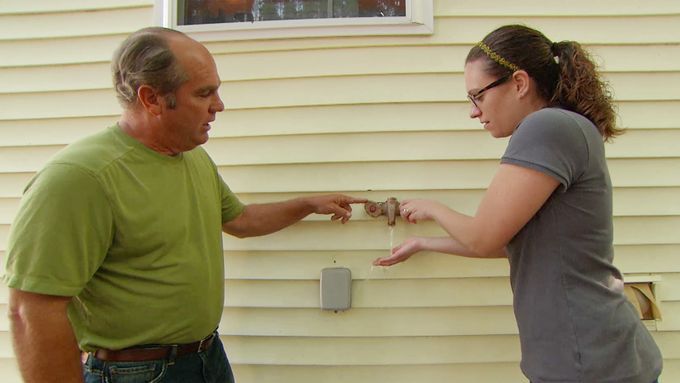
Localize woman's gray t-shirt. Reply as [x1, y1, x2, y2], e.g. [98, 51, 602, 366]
[501, 108, 662, 383]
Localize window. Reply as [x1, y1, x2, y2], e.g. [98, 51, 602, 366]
[180, 0, 407, 24]
[155, 0, 433, 41]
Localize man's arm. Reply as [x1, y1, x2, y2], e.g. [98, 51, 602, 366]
[222, 194, 366, 238]
[8, 289, 83, 383]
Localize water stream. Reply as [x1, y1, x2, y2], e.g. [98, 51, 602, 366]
[366, 225, 395, 281]
[389, 225, 395, 253]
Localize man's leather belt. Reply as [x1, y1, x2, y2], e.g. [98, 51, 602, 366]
[92, 333, 215, 362]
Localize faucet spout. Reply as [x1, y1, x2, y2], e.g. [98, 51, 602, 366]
[385, 197, 399, 226]
[364, 197, 400, 226]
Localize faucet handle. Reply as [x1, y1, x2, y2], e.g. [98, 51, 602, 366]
[364, 198, 400, 225]
[364, 200, 384, 218]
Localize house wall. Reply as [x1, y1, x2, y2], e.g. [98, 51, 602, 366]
[0, 0, 678, 381]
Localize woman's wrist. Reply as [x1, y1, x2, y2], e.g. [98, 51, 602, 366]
[410, 236, 426, 252]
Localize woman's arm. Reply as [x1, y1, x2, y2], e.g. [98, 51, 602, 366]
[397, 164, 559, 259]
[373, 236, 508, 266]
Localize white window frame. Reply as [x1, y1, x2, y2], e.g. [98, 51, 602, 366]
[154, 0, 433, 42]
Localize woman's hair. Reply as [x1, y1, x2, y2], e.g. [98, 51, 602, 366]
[466, 24, 622, 141]
[112, 27, 188, 109]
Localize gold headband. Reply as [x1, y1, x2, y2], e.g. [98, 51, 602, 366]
[477, 42, 520, 72]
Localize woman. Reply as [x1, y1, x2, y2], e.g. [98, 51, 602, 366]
[373, 25, 662, 383]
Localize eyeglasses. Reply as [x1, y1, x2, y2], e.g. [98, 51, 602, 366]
[467, 75, 510, 109]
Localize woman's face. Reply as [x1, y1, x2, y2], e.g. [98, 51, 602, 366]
[464, 59, 523, 138]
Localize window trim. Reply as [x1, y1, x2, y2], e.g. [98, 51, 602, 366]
[154, 0, 433, 42]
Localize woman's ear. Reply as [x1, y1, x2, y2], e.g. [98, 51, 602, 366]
[137, 85, 162, 116]
[512, 70, 531, 99]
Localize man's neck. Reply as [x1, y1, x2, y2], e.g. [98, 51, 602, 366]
[118, 113, 179, 156]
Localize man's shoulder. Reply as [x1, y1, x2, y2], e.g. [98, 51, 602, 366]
[49, 126, 128, 173]
[185, 145, 216, 167]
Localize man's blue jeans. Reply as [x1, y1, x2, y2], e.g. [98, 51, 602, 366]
[83, 334, 235, 382]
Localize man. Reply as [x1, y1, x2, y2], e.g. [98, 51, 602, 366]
[3, 27, 365, 383]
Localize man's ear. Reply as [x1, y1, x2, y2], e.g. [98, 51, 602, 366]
[137, 85, 162, 116]
[512, 70, 531, 99]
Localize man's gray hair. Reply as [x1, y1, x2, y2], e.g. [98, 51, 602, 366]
[112, 27, 188, 109]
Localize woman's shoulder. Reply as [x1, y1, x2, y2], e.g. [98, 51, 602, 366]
[518, 108, 596, 140]
[523, 107, 588, 126]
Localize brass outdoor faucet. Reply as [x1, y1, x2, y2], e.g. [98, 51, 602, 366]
[364, 197, 400, 226]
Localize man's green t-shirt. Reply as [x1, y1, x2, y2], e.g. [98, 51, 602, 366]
[3, 125, 244, 352]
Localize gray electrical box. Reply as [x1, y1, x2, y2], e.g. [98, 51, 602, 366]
[320, 267, 352, 311]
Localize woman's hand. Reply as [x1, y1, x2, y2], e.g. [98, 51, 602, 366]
[399, 199, 446, 224]
[373, 237, 423, 266]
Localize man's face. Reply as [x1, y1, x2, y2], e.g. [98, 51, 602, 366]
[160, 38, 224, 153]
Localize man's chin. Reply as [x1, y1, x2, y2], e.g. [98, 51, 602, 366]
[195, 134, 210, 146]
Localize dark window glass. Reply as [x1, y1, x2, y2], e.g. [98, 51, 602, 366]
[179, 0, 406, 25]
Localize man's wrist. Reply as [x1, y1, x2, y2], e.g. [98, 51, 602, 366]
[296, 196, 316, 215]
